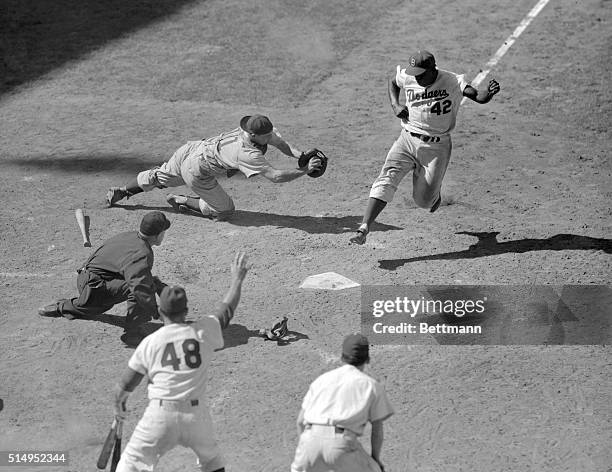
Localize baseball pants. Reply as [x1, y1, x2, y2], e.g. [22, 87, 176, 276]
[291, 425, 382, 472]
[370, 129, 452, 208]
[136, 141, 235, 217]
[58, 269, 150, 332]
[117, 399, 224, 472]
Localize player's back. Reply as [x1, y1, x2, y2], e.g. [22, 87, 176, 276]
[129, 316, 224, 401]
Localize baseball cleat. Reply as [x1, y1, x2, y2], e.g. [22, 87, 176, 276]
[120, 331, 145, 347]
[349, 228, 369, 245]
[166, 194, 190, 213]
[38, 304, 61, 317]
[106, 187, 129, 207]
[430, 195, 441, 213]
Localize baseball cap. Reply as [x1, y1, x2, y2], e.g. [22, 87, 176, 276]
[341, 333, 370, 366]
[159, 285, 188, 317]
[404, 50, 436, 76]
[139, 211, 171, 237]
[240, 114, 274, 135]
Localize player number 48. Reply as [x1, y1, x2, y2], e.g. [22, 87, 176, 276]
[161, 339, 202, 370]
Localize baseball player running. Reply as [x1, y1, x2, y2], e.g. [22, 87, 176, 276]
[112, 252, 250, 472]
[291, 334, 394, 472]
[106, 114, 323, 219]
[349, 50, 500, 245]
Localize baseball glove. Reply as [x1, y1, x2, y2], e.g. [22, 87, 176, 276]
[298, 148, 328, 178]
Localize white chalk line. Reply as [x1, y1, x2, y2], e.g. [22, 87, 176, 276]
[463, 0, 551, 101]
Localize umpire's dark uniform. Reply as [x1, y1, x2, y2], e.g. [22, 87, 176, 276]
[39, 211, 171, 346]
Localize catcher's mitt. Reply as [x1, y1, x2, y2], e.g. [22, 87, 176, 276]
[260, 316, 289, 341]
[298, 148, 328, 178]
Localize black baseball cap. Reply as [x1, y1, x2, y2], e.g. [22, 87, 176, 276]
[405, 50, 436, 76]
[159, 285, 188, 318]
[139, 211, 171, 236]
[341, 333, 370, 366]
[240, 114, 274, 135]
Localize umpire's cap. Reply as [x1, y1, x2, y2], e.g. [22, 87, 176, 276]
[405, 50, 436, 76]
[159, 285, 188, 318]
[140, 211, 171, 236]
[240, 114, 273, 135]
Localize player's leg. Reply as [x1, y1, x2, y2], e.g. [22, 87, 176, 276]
[181, 405, 225, 472]
[412, 137, 451, 211]
[350, 131, 415, 245]
[116, 402, 178, 472]
[39, 270, 118, 320]
[122, 290, 153, 346]
[170, 158, 235, 220]
[106, 143, 192, 206]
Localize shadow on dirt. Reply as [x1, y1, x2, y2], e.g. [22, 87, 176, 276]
[221, 324, 310, 349]
[111, 206, 404, 235]
[378, 232, 612, 270]
[1, 0, 199, 97]
[3, 155, 160, 173]
[226, 210, 402, 235]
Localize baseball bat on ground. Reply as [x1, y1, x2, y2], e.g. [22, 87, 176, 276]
[75, 208, 91, 247]
[110, 420, 123, 472]
[96, 418, 118, 470]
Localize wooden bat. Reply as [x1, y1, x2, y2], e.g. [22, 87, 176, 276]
[110, 419, 123, 472]
[96, 418, 118, 470]
[75, 208, 91, 247]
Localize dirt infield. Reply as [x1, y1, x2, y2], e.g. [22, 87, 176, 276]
[1, 0, 610, 471]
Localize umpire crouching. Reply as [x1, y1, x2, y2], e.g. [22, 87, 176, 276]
[38, 211, 171, 347]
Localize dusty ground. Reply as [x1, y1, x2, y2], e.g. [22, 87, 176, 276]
[0, 0, 610, 471]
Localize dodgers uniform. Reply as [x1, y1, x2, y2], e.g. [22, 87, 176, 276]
[370, 66, 468, 209]
[116, 309, 227, 472]
[136, 128, 276, 217]
[291, 364, 394, 472]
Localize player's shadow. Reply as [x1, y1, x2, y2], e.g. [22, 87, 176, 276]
[225, 210, 402, 235]
[220, 323, 265, 349]
[379, 231, 612, 270]
[112, 206, 403, 235]
[84, 312, 163, 336]
[221, 324, 309, 349]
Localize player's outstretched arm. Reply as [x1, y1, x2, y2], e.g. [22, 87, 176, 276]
[463, 79, 501, 104]
[215, 252, 251, 329]
[260, 159, 321, 183]
[268, 132, 302, 159]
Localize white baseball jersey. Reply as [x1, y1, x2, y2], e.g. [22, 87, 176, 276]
[128, 314, 224, 401]
[396, 66, 468, 136]
[301, 364, 394, 435]
[198, 127, 277, 178]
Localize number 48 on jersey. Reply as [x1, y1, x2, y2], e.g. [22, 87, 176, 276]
[161, 339, 202, 370]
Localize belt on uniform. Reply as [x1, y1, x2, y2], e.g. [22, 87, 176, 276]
[410, 132, 440, 143]
[305, 423, 345, 434]
[158, 399, 199, 407]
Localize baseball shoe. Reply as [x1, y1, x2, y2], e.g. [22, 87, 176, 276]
[106, 187, 129, 207]
[38, 304, 61, 318]
[349, 228, 369, 245]
[430, 195, 441, 213]
[166, 194, 190, 213]
[38, 300, 76, 319]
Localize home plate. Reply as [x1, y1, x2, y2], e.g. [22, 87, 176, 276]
[299, 272, 360, 290]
